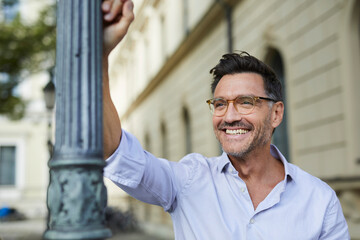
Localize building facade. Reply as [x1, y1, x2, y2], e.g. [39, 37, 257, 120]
[0, 0, 53, 218]
[107, 0, 360, 238]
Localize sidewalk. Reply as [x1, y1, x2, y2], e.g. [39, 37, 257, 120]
[0, 219, 171, 240]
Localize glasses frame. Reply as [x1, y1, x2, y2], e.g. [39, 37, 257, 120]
[206, 95, 276, 116]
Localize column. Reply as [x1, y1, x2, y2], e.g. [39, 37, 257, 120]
[44, 0, 111, 239]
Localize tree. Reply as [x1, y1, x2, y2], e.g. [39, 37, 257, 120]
[0, 2, 56, 120]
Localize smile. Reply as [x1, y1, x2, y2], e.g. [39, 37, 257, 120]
[225, 129, 249, 135]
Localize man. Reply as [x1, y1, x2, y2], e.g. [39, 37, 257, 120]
[102, 0, 350, 239]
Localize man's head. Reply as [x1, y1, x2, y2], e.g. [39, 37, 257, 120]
[208, 52, 284, 159]
[210, 51, 283, 103]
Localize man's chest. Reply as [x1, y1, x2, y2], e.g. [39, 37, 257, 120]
[173, 173, 325, 240]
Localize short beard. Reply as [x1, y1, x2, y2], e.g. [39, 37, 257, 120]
[225, 142, 256, 159]
[218, 114, 272, 159]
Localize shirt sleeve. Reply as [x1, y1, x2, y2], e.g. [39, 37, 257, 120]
[319, 192, 350, 240]
[104, 129, 198, 212]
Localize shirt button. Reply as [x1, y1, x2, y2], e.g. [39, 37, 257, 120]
[241, 188, 246, 193]
[250, 218, 255, 224]
[231, 170, 237, 175]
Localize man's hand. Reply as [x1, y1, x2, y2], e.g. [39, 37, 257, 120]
[102, 0, 134, 57]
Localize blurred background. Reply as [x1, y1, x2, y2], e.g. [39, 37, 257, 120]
[0, 0, 360, 239]
[0, 0, 55, 230]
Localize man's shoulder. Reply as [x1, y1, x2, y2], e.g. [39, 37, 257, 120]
[288, 162, 336, 198]
[180, 152, 221, 164]
[178, 153, 223, 173]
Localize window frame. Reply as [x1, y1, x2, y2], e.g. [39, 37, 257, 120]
[0, 145, 16, 186]
[340, 0, 360, 175]
[0, 137, 25, 200]
[265, 48, 291, 161]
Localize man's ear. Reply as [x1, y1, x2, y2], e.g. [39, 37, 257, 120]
[271, 101, 284, 128]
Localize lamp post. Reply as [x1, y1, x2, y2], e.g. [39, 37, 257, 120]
[43, 68, 55, 157]
[43, 69, 55, 111]
[44, 1, 111, 239]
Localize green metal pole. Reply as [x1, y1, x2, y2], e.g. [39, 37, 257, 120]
[44, 0, 111, 239]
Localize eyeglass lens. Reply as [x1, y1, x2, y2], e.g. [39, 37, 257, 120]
[211, 96, 256, 116]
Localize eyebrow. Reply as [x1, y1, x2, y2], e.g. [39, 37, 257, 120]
[213, 94, 257, 99]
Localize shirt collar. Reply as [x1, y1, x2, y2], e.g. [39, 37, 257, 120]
[217, 152, 231, 173]
[217, 144, 296, 182]
[270, 144, 296, 183]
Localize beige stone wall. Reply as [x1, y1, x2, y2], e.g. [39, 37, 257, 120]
[109, 0, 360, 238]
[229, 0, 352, 178]
[0, 121, 49, 218]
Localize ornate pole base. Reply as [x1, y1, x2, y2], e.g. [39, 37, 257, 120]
[44, 161, 111, 240]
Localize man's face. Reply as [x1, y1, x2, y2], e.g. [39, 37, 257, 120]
[212, 73, 280, 158]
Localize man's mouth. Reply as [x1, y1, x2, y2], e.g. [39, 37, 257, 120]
[225, 129, 249, 135]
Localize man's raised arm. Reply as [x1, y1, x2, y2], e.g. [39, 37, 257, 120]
[102, 0, 134, 159]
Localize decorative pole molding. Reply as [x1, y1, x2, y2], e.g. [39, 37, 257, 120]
[44, 0, 111, 239]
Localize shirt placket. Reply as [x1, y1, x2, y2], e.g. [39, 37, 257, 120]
[227, 166, 286, 240]
[227, 166, 255, 222]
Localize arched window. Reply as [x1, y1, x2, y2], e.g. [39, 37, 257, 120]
[160, 14, 167, 60]
[182, 0, 189, 35]
[349, 0, 360, 164]
[355, 1, 360, 164]
[160, 122, 169, 159]
[265, 48, 290, 160]
[144, 132, 151, 152]
[143, 132, 151, 221]
[182, 107, 192, 154]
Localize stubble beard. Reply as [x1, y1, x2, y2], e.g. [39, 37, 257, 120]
[216, 115, 273, 159]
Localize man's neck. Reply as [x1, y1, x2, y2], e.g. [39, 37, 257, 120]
[228, 144, 284, 184]
[228, 144, 285, 210]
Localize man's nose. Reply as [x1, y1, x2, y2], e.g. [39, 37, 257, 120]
[223, 102, 242, 122]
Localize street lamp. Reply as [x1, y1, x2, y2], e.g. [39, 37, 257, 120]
[43, 68, 55, 111]
[43, 68, 55, 158]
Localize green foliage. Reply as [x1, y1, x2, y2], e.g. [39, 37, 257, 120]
[0, 3, 56, 120]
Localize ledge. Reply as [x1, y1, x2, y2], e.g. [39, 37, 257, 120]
[323, 176, 360, 191]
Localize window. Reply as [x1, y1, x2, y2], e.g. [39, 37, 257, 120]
[161, 122, 169, 159]
[2, 0, 19, 22]
[265, 48, 290, 160]
[354, 2, 360, 164]
[0, 146, 16, 185]
[143, 131, 152, 220]
[160, 14, 167, 60]
[144, 133, 151, 152]
[349, 0, 360, 165]
[182, 0, 189, 35]
[183, 107, 192, 154]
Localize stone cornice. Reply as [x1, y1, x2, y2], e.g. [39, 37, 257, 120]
[122, 0, 239, 120]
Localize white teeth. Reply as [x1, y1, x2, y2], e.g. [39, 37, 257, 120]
[226, 129, 249, 135]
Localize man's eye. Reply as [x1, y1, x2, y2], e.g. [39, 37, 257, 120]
[238, 97, 254, 105]
[214, 101, 226, 108]
[242, 101, 253, 105]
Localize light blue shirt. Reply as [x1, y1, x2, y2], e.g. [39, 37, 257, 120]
[104, 130, 350, 240]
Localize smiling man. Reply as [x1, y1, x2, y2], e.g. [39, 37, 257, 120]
[207, 58, 287, 211]
[102, 1, 349, 239]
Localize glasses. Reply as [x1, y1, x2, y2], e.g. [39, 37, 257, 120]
[206, 95, 276, 116]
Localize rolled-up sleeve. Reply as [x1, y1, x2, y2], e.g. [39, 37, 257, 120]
[104, 130, 197, 212]
[104, 130, 146, 188]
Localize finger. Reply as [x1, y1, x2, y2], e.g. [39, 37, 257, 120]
[102, 0, 112, 13]
[122, 0, 134, 18]
[113, 1, 134, 37]
[104, 0, 123, 22]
